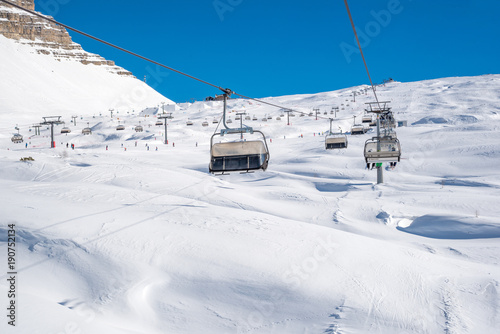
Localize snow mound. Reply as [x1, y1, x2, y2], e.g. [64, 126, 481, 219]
[397, 215, 500, 239]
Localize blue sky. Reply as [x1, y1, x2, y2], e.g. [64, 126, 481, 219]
[37, 0, 500, 103]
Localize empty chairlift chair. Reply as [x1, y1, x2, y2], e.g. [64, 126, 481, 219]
[210, 130, 270, 174]
[155, 120, 163, 126]
[61, 127, 71, 134]
[364, 136, 401, 165]
[82, 127, 92, 135]
[116, 123, 125, 131]
[209, 91, 270, 174]
[245, 115, 251, 121]
[362, 114, 373, 124]
[135, 125, 143, 132]
[325, 133, 348, 149]
[202, 120, 209, 127]
[351, 124, 366, 135]
[186, 120, 194, 126]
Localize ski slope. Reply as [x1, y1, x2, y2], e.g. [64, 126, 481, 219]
[0, 35, 500, 333]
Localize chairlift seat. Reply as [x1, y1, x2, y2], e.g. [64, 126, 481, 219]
[364, 137, 401, 163]
[155, 121, 163, 126]
[116, 125, 125, 131]
[362, 115, 373, 123]
[351, 125, 366, 135]
[11, 134, 23, 143]
[210, 140, 269, 173]
[82, 127, 92, 135]
[202, 121, 209, 127]
[325, 134, 348, 149]
[61, 127, 71, 134]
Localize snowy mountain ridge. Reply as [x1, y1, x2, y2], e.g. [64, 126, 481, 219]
[0, 0, 133, 76]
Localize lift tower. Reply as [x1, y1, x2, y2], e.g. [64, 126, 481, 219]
[41, 116, 63, 148]
[158, 112, 173, 144]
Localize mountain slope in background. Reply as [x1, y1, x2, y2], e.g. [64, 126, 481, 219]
[0, 0, 174, 124]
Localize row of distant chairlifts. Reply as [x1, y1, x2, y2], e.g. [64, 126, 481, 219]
[325, 101, 401, 170]
[11, 121, 92, 143]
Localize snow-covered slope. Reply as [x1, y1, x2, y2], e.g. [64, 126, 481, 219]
[1, 74, 499, 334]
[0, 35, 173, 125]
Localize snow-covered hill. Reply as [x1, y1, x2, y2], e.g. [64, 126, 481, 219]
[0, 34, 173, 126]
[1, 73, 499, 334]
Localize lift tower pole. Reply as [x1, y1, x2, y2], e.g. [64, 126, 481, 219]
[376, 116, 383, 184]
[236, 112, 246, 139]
[33, 124, 41, 136]
[158, 112, 173, 145]
[284, 110, 292, 126]
[72, 115, 78, 126]
[313, 108, 320, 121]
[41, 116, 63, 148]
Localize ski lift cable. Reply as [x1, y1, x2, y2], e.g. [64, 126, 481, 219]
[1, 0, 355, 124]
[343, 0, 381, 109]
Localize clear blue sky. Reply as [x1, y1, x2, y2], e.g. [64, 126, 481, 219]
[37, 0, 500, 103]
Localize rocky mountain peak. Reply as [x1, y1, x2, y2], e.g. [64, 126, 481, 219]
[0, 0, 133, 76]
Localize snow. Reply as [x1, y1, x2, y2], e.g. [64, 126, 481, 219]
[1, 34, 500, 333]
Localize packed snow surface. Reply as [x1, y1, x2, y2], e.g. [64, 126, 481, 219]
[1, 35, 500, 333]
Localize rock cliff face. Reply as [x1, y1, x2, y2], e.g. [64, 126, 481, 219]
[0, 0, 133, 76]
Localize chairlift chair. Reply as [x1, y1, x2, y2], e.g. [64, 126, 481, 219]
[351, 124, 366, 135]
[155, 120, 163, 126]
[202, 121, 209, 127]
[209, 91, 270, 174]
[235, 115, 241, 120]
[364, 136, 401, 164]
[210, 130, 270, 174]
[212, 118, 218, 124]
[245, 115, 251, 120]
[61, 127, 71, 134]
[362, 114, 373, 124]
[134, 125, 143, 132]
[227, 118, 233, 124]
[82, 127, 92, 135]
[262, 117, 268, 122]
[11, 133, 23, 143]
[116, 124, 125, 131]
[186, 120, 194, 126]
[267, 115, 272, 120]
[325, 133, 348, 149]
[252, 116, 257, 121]
[276, 116, 281, 120]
